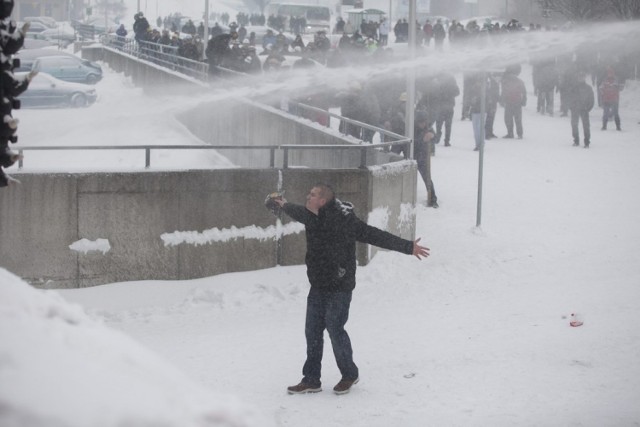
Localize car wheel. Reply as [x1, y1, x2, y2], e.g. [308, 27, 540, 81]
[86, 74, 99, 84]
[70, 93, 87, 108]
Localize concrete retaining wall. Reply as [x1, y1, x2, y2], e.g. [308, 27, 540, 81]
[0, 166, 416, 288]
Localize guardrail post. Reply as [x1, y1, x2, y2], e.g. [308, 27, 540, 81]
[283, 147, 289, 169]
[145, 148, 151, 168]
[18, 150, 23, 169]
[360, 147, 367, 169]
[269, 148, 275, 168]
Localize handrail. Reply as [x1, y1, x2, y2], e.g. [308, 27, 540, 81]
[16, 141, 411, 170]
[290, 101, 410, 145]
[102, 35, 210, 81]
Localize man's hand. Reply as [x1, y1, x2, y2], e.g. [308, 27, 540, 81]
[264, 192, 286, 216]
[424, 131, 435, 142]
[412, 237, 430, 260]
[21, 22, 31, 34]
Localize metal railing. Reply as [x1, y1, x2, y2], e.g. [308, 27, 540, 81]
[16, 141, 411, 170]
[102, 35, 210, 81]
[288, 101, 412, 155]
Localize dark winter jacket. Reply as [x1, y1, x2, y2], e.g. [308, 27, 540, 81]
[282, 199, 414, 291]
[568, 81, 594, 112]
[424, 72, 460, 113]
[533, 61, 558, 92]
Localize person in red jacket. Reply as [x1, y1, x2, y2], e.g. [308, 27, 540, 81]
[500, 64, 527, 139]
[267, 184, 430, 395]
[599, 67, 622, 131]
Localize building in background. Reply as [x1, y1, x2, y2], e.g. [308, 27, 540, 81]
[13, 0, 86, 21]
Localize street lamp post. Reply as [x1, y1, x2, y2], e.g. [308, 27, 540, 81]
[203, 0, 209, 59]
[406, 0, 416, 160]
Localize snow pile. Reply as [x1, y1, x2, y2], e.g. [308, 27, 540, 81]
[0, 268, 264, 427]
[69, 238, 112, 254]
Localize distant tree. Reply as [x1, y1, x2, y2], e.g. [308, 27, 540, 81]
[94, 0, 128, 22]
[538, 0, 610, 21]
[609, 0, 640, 19]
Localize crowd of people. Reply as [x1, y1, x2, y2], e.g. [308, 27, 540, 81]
[110, 10, 636, 205]
[0, 0, 36, 188]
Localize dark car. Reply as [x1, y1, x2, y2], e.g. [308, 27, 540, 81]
[32, 55, 103, 84]
[16, 72, 98, 108]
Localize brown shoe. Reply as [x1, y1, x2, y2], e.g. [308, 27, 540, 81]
[333, 378, 359, 395]
[287, 381, 322, 394]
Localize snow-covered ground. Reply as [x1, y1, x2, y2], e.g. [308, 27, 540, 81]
[2, 25, 640, 426]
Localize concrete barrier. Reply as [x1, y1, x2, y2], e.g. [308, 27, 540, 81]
[0, 166, 416, 288]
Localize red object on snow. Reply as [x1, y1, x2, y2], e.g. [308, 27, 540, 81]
[570, 313, 584, 327]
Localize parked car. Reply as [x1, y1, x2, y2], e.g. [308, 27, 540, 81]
[21, 21, 48, 33]
[24, 32, 56, 49]
[14, 49, 78, 72]
[39, 27, 76, 46]
[16, 72, 98, 108]
[24, 16, 58, 29]
[32, 55, 103, 84]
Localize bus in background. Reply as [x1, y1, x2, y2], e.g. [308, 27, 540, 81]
[265, 3, 331, 33]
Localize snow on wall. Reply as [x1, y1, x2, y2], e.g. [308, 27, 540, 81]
[160, 222, 305, 247]
[69, 238, 111, 255]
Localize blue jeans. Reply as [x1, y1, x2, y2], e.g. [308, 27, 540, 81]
[602, 102, 620, 129]
[471, 113, 485, 149]
[302, 288, 358, 385]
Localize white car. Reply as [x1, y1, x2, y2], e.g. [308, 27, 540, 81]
[24, 16, 58, 28]
[16, 72, 98, 109]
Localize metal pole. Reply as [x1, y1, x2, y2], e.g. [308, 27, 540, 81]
[406, 0, 416, 160]
[476, 72, 487, 227]
[203, 0, 209, 59]
[137, 0, 140, 13]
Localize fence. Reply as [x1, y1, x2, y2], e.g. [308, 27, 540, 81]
[101, 35, 211, 81]
[16, 140, 412, 170]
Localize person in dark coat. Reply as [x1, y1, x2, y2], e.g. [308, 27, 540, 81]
[432, 19, 446, 51]
[414, 109, 438, 207]
[500, 64, 527, 139]
[115, 24, 128, 49]
[133, 12, 150, 43]
[484, 74, 500, 139]
[467, 74, 488, 151]
[568, 70, 595, 148]
[426, 72, 460, 147]
[205, 33, 232, 75]
[268, 184, 430, 395]
[533, 59, 557, 116]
